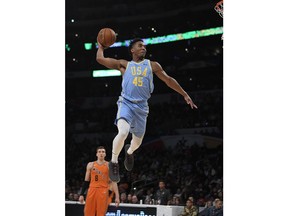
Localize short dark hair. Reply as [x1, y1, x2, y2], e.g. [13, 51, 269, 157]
[128, 38, 143, 56]
[96, 146, 106, 151]
[187, 198, 193, 203]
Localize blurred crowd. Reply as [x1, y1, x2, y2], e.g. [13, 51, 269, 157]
[66, 136, 223, 207]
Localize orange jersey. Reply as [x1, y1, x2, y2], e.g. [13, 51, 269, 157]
[89, 161, 109, 188]
[84, 161, 111, 216]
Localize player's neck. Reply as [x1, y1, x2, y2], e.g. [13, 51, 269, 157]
[96, 159, 105, 165]
[133, 56, 144, 63]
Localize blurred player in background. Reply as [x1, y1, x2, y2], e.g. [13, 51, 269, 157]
[79, 146, 120, 216]
[97, 38, 198, 182]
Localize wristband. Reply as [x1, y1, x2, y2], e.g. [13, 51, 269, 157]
[80, 181, 90, 196]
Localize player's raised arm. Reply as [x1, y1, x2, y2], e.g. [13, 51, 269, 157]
[96, 40, 128, 74]
[151, 61, 198, 109]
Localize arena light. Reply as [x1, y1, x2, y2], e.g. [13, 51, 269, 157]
[84, 43, 93, 50]
[92, 69, 121, 77]
[96, 26, 223, 48]
[66, 27, 223, 51]
[90, 27, 223, 78]
[66, 44, 71, 51]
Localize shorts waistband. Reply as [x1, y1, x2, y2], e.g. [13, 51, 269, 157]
[121, 96, 145, 104]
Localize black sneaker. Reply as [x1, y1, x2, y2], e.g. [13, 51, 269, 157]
[109, 161, 120, 183]
[124, 144, 134, 171]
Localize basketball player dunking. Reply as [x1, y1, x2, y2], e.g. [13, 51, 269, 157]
[96, 38, 198, 183]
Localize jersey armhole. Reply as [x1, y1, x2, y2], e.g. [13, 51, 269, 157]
[147, 60, 153, 73]
[124, 62, 130, 75]
[91, 161, 96, 169]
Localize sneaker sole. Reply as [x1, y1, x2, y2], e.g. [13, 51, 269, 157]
[108, 161, 120, 183]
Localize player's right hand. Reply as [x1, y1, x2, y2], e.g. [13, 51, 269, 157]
[115, 197, 120, 207]
[97, 39, 106, 50]
[97, 38, 103, 48]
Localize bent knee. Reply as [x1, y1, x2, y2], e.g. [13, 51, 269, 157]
[118, 128, 129, 138]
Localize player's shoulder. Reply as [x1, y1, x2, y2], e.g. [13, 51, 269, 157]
[149, 60, 162, 73]
[149, 60, 161, 66]
[119, 59, 129, 66]
[86, 161, 94, 168]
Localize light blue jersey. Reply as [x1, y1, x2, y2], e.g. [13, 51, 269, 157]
[121, 59, 154, 102]
[115, 59, 154, 137]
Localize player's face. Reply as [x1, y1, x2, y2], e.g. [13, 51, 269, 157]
[96, 148, 106, 159]
[132, 41, 146, 58]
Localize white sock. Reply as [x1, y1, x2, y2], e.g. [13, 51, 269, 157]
[127, 134, 143, 155]
[111, 119, 130, 163]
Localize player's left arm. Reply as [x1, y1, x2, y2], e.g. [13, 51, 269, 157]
[151, 61, 198, 109]
[111, 181, 120, 207]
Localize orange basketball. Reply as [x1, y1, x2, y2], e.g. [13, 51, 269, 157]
[97, 28, 116, 48]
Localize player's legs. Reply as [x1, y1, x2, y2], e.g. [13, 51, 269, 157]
[124, 134, 143, 171]
[109, 118, 130, 182]
[96, 188, 109, 216]
[128, 134, 143, 154]
[84, 188, 97, 216]
[124, 104, 146, 171]
[111, 119, 130, 163]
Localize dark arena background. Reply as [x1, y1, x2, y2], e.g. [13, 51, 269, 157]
[66, 0, 223, 215]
